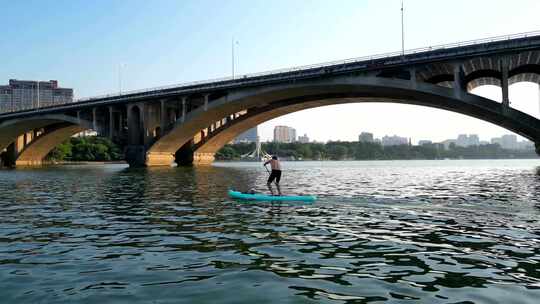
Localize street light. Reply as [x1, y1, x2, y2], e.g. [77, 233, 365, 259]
[37, 80, 40, 108]
[401, 0, 405, 57]
[232, 38, 239, 79]
[118, 63, 127, 94]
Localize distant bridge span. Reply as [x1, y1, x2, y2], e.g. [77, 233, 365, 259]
[1, 31, 540, 167]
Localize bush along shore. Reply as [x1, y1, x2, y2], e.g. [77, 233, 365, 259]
[47, 136, 123, 162]
[215, 142, 539, 161]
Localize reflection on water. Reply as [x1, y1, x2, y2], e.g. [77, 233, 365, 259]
[0, 160, 539, 303]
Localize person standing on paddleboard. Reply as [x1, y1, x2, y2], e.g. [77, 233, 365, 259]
[264, 155, 282, 196]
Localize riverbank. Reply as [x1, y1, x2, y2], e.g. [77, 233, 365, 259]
[216, 141, 539, 161]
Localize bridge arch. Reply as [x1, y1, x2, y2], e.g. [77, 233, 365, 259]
[146, 76, 540, 166]
[15, 124, 89, 166]
[0, 114, 93, 166]
[509, 64, 540, 85]
[0, 114, 88, 151]
[464, 69, 502, 91]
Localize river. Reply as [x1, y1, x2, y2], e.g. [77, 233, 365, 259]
[1, 160, 539, 303]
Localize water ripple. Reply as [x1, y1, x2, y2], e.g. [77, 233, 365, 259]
[0, 160, 539, 303]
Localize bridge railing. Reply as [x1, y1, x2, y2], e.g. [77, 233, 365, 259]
[74, 30, 540, 103]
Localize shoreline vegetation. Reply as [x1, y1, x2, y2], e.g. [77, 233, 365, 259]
[215, 142, 539, 161]
[42, 137, 539, 163]
[47, 136, 122, 162]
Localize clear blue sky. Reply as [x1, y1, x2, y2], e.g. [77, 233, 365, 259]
[2, 0, 540, 142]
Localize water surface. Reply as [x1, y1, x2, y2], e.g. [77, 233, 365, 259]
[1, 160, 539, 303]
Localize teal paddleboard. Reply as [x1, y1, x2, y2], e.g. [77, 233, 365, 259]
[228, 190, 317, 202]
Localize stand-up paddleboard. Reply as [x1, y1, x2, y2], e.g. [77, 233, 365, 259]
[228, 190, 317, 202]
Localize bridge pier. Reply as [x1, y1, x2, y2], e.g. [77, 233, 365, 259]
[174, 141, 194, 166]
[1, 142, 18, 167]
[125, 145, 147, 167]
[146, 152, 175, 166]
[193, 152, 215, 165]
[1, 133, 36, 167]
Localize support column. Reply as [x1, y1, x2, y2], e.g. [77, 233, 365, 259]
[1, 143, 17, 167]
[119, 111, 124, 134]
[125, 103, 147, 167]
[410, 67, 417, 89]
[204, 94, 209, 111]
[181, 97, 186, 123]
[160, 99, 166, 136]
[501, 58, 510, 108]
[140, 103, 152, 146]
[108, 106, 114, 139]
[92, 108, 97, 133]
[175, 140, 194, 166]
[453, 63, 464, 98]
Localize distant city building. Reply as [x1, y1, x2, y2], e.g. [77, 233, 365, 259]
[456, 134, 480, 147]
[418, 140, 432, 146]
[441, 139, 457, 150]
[491, 137, 503, 147]
[518, 140, 535, 151]
[468, 134, 480, 146]
[456, 134, 468, 147]
[381, 135, 408, 146]
[0, 79, 73, 113]
[501, 134, 518, 150]
[490, 134, 532, 150]
[298, 133, 310, 143]
[234, 126, 258, 143]
[358, 132, 374, 143]
[273, 126, 296, 143]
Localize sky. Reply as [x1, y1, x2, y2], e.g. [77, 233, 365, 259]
[2, 0, 540, 143]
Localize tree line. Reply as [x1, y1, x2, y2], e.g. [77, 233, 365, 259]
[47, 136, 122, 162]
[215, 141, 538, 161]
[44, 137, 539, 163]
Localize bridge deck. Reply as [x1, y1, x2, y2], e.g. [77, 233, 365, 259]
[1, 30, 540, 121]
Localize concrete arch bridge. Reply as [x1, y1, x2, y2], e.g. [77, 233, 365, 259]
[1, 31, 540, 167]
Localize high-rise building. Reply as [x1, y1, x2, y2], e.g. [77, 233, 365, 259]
[298, 133, 310, 143]
[273, 126, 296, 143]
[418, 140, 433, 146]
[468, 134, 480, 146]
[491, 134, 519, 149]
[501, 134, 518, 150]
[456, 134, 469, 147]
[381, 135, 408, 146]
[358, 132, 374, 143]
[491, 137, 503, 147]
[441, 139, 457, 150]
[456, 134, 480, 147]
[0, 79, 73, 113]
[518, 140, 534, 150]
[234, 127, 258, 143]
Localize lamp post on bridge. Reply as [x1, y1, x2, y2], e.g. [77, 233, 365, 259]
[118, 63, 127, 95]
[31, 80, 41, 110]
[37, 80, 40, 109]
[401, 0, 405, 57]
[232, 38, 239, 79]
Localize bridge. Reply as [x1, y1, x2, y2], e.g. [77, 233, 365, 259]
[2, 31, 540, 167]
